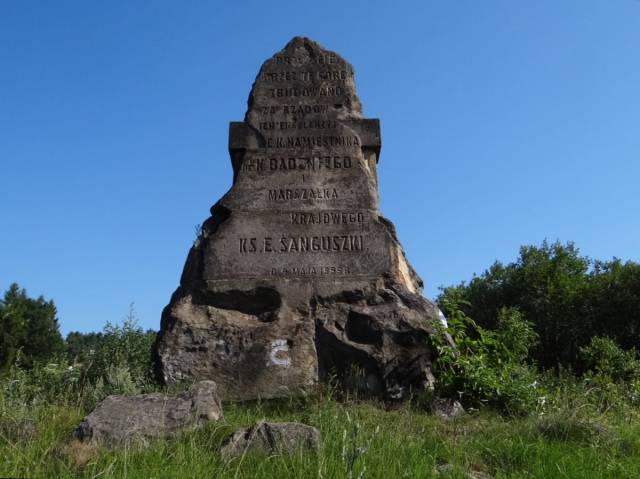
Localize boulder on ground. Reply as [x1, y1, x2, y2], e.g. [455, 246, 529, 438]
[221, 421, 321, 458]
[73, 380, 223, 447]
[431, 397, 465, 419]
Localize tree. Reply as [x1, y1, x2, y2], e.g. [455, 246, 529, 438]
[585, 259, 640, 351]
[439, 241, 591, 370]
[0, 283, 65, 371]
[65, 331, 104, 362]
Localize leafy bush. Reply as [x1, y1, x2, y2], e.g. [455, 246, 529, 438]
[0, 305, 158, 411]
[573, 337, 640, 410]
[580, 337, 640, 383]
[80, 306, 156, 388]
[434, 292, 542, 415]
[0, 357, 80, 408]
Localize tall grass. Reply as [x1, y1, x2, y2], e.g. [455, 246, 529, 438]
[1, 383, 640, 479]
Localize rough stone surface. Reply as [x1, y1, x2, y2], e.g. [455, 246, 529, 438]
[73, 380, 223, 447]
[221, 421, 321, 458]
[431, 397, 465, 419]
[155, 37, 452, 401]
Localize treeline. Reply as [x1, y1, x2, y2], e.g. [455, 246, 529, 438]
[0, 286, 156, 386]
[438, 240, 640, 372]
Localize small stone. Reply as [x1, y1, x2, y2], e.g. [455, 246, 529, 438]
[221, 421, 321, 458]
[431, 397, 465, 419]
[436, 463, 456, 475]
[3, 418, 38, 442]
[436, 464, 493, 478]
[73, 380, 223, 447]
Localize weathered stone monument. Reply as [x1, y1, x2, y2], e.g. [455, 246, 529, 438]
[156, 37, 449, 401]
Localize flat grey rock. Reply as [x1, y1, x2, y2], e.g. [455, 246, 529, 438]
[221, 421, 320, 458]
[155, 37, 452, 401]
[431, 397, 465, 419]
[73, 380, 223, 447]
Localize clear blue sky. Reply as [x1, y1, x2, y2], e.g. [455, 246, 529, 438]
[2, 1, 639, 335]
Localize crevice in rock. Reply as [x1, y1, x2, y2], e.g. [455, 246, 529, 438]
[193, 287, 281, 317]
[390, 328, 428, 347]
[315, 318, 381, 393]
[345, 311, 383, 346]
[313, 288, 367, 306]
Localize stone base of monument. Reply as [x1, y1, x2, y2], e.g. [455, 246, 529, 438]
[157, 275, 444, 401]
[154, 37, 452, 402]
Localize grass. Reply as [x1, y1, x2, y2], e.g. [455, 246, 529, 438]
[2, 392, 640, 479]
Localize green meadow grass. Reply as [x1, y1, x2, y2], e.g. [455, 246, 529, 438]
[2, 393, 640, 479]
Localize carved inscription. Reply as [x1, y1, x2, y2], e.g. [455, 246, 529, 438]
[259, 105, 330, 116]
[239, 235, 364, 254]
[242, 40, 367, 277]
[269, 86, 345, 98]
[241, 155, 353, 173]
[261, 70, 351, 82]
[289, 211, 365, 225]
[267, 188, 338, 202]
[273, 53, 339, 65]
[270, 265, 352, 276]
[258, 120, 337, 130]
[211, 37, 390, 281]
[265, 135, 360, 149]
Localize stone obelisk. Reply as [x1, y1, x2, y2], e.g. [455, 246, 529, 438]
[156, 37, 449, 401]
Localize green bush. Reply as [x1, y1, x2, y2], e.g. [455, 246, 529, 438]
[573, 336, 640, 410]
[580, 336, 640, 383]
[66, 306, 158, 405]
[0, 306, 158, 411]
[80, 306, 156, 388]
[0, 357, 80, 408]
[434, 292, 542, 416]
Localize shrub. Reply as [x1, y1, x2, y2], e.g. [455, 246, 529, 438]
[0, 357, 79, 408]
[0, 305, 158, 411]
[434, 292, 542, 416]
[76, 305, 156, 391]
[573, 336, 640, 410]
[580, 336, 640, 383]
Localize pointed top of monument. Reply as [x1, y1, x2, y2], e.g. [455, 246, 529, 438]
[245, 37, 363, 124]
